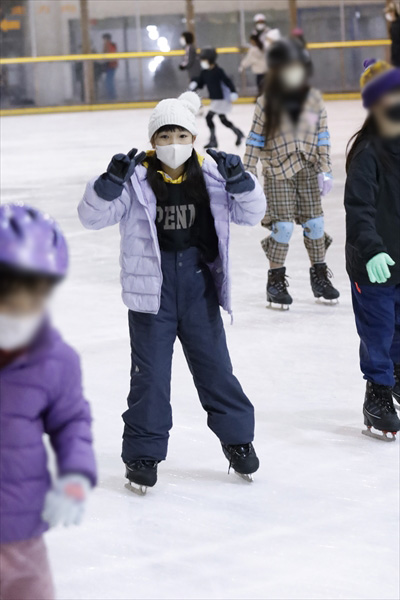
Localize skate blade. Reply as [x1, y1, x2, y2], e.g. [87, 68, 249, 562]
[235, 472, 254, 482]
[361, 427, 397, 442]
[124, 482, 148, 496]
[315, 298, 339, 306]
[266, 302, 290, 311]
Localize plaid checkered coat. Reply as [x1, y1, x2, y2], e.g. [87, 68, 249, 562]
[243, 88, 332, 180]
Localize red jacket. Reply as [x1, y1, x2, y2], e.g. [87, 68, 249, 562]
[104, 40, 118, 69]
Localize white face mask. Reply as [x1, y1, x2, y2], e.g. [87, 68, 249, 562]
[200, 60, 210, 70]
[155, 143, 193, 170]
[385, 13, 395, 21]
[180, 36, 186, 46]
[281, 64, 306, 89]
[0, 312, 44, 351]
[256, 23, 266, 31]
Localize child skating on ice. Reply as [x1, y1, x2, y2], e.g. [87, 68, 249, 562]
[239, 34, 267, 97]
[244, 38, 339, 308]
[345, 59, 400, 440]
[179, 31, 201, 82]
[0, 204, 97, 600]
[189, 48, 244, 149]
[78, 92, 266, 492]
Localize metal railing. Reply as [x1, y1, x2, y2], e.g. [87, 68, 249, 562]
[0, 39, 391, 116]
[0, 39, 391, 65]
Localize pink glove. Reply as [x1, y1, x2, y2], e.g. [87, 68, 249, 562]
[318, 172, 333, 196]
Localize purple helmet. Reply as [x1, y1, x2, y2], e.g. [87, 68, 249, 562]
[0, 203, 68, 277]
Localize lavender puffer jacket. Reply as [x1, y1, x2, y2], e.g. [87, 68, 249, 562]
[78, 158, 266, 315]
[0, 325, 97, 544]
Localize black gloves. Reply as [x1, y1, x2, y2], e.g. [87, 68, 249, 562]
[94, 148, 146, 201]
[206, 150, 255, 195]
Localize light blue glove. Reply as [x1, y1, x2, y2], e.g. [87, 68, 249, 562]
[230, 92, 239, 102]
[366, 253, 395, 284]
[317, 172, 333, 196]
[42, 474, 91, 528]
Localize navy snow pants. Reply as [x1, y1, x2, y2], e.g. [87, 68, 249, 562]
[351, 281, 400, 387]
[122, 248, 255, 462]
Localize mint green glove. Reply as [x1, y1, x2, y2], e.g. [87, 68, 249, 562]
[366, 253, 395, 284]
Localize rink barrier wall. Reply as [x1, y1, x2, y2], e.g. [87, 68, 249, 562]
[0, 94, 362, 117]
[0, 39, 385, 116]
[0, 40, 391, 65]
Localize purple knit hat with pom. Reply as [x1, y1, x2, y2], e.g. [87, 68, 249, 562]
[360, 58, 400, 108]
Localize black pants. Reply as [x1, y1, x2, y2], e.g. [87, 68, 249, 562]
[122, 248, 255, 462]
[206, 111, 238, 133]
[256, 74, 265, 95]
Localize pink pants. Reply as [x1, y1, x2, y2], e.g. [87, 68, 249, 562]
[0, 536, 54, 600]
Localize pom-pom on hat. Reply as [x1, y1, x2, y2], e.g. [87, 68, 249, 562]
[148, 92, 201, 140]
[360, 58, 400, 108]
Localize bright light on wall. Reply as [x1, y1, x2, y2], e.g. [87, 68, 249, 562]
[146, 25, 159, 41]
[148, 56, 165, 73]
[157, 37, 170, 52]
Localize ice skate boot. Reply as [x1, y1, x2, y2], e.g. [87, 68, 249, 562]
[362, 381, 400, 441]
[124, 459, 158, 495]
[310, 262, 340, 303]
[221, 443, 259, 482]
[204, 134, 218, 149]
[233, 127, 244, 146]
[266, 267, 293, 310]
[393, 364, 400, 408]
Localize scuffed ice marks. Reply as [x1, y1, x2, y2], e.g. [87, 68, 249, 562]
[1, 102, 399, 600]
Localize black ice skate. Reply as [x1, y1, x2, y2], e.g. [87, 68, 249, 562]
[124, 459, 158, 495]
[267, 267, 293, 310]
[310, 263, 340, 303]
[204, 134, 218, 149]
[221, 443, 260, 482]
[233, 127, 244, 146]
[393, 364, 400, 409]
[362, 381, 400, 442]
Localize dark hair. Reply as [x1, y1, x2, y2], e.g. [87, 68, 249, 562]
[147, 125, 210, 205]
[386, 3, 400, 17]
[199, 47, 217, 65]
[262, 69, 309, 141]
[346, 113, 399, 173]
[181, 31, 195, 45]
[290, 31, 307, 49]
[0, 263, 60, 301]
[102, 33, 111, 40]
[250, 34, 264, 51]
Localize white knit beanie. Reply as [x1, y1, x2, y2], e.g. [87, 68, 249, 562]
[148, 91, 201, 140]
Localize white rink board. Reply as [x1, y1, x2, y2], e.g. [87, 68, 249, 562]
[1, 101, 399, 600]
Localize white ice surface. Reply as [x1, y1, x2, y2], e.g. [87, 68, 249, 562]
[1, 102, 399, 600]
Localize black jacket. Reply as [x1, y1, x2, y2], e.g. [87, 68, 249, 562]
[390, 17, 400, 67]
[344, 137, 400, 285]
[180, 45, 201, 80]
[194, 65, 236, 99]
